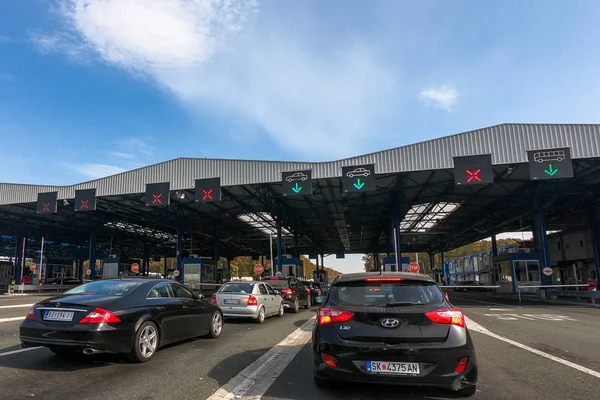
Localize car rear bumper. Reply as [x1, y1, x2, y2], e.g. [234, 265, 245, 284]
[313, 343, 478, 391]
[221, 306, 260, 319]
[20, 320, 134, 354]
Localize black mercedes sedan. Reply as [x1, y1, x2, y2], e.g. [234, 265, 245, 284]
[312, 272, 478, 397]
[20, 278, 223, 362]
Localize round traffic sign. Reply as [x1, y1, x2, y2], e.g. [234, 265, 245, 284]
[407, 262, 420, 273]
[173, 269, 180, 277]
[131, 263, 140, 273]
[86, 269, 92, 276]
[542, 267, 553, 277]
[29, 263, 37, 272]
[254, 264, 264, 275]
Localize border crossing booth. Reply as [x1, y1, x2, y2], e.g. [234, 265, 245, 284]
[314, 270, 328, 286]
[101, 257, 120, 279]
[216, 259, 230, 283]
[182, 257, 218, 292]
[44, 259, 75, 283]
[493, 252, 541, 294]
[275, 257, 304, 278]
[0, 260, 12, 293]
[382, 256, 410, 272]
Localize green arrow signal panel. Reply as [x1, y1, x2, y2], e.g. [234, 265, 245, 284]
[282, 170, 313, 196]
[527, 147, 574, 180]
[342, 164, 376, 192]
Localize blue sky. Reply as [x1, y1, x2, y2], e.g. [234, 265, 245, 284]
[2, 0, 599, 186]
[0, 1, 597, 271]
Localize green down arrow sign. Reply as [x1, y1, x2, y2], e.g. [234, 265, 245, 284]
[544, 164, 559, 177]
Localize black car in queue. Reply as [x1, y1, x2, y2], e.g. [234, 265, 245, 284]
[20, 278, 224, 362]
[312, 272, 478, 397]
[263, 276, 311, 312]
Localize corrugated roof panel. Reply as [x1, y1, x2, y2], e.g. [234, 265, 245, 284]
[1, 123, 599, 205]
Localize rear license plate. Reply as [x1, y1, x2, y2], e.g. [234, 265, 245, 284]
[223, 299, 240, 305]
[366, 361, 420, 375]
[43, 311, 75, 322]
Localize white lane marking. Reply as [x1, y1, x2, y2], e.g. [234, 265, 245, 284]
[0, 317, 24, 323]
[206, 317, 316, 400]
[465, 316, 600, 379]
[483, 313, 578, 322]
[0, 303, 33, 309]
[0, 347, 43, 357]
[489, 308, 513, 311]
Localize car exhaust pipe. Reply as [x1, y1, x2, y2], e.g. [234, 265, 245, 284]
[82, 348, 101, 355]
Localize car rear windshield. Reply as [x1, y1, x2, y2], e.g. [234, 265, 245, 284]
[328, 280, 445, 307]
[263, 279, 289, 289]
[64, 280, 140, 296]
[220, 283, 255, 293]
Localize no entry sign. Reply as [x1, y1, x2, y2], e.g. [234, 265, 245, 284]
[29, 263, 37, 272]
[254, 264, 264, 275]
[408, 262, 420, 273]
[131, 263, 140, 273]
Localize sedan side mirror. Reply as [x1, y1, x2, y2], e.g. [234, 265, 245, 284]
[315, 295, 326, 305]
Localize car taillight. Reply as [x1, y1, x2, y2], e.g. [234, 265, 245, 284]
[306, 287, 311, 293]
[79, 308, 121, 324]
[455, 357, 469, 373]
[425, 308, 465, 327]
[211, 294, 216, 304]
[322, 353, 337, 368]
[281, 289, 294, 296]
[25, 306, 36, 320]
[318, 308, 355, 325]
[248, 295, 258, 306]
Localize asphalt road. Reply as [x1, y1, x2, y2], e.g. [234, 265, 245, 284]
[1, 293, 599, 400]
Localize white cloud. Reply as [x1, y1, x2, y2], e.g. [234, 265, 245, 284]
[419, 85, 458, 111]
[0, 35, 12, 43]
[76, 163, 126, 179]
[32, 0, 398, 158]
[111, 137, 154, 159]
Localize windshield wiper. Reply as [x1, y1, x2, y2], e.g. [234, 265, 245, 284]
[385, 301, 423, 307]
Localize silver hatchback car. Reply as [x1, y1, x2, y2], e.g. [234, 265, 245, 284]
[212, 281, 284, 323]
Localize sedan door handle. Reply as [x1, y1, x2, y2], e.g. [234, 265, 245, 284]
[157, 306, 165, 311]
[183, 305, 190, 310]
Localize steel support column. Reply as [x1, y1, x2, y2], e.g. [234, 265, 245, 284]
[213, 231, 221, 261]
[491, 234, 498, 257]
[587, 206, 600, 284]
[14, 236, 22, 284]
[89, 232, 97, 280]
[294, 233, 299, 259]
[441, 251, 447, 286]
[320, 254, 325, 272]
[276, 216, 283, 274]
[373, 252, 379, 272]
[429, 252, 435, 275]
[142, 243, 148, 276]
[176, 229, 183, 283]
[533, 211, 552, 285]
[316, 254, 320, 271]
[393, 219, 402, 271]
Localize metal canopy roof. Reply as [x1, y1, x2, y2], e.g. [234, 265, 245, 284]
[1, 123, 600, 260]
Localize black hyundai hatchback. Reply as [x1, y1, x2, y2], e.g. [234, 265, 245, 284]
[312, 272, 478, 396]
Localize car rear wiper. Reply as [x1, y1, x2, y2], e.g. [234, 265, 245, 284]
[385, 301, 423, 307]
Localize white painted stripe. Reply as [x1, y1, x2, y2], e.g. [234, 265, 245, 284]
[206, 317, 316, 400]
[465, 316, 600, 379]
[489, 308, 513, 311]
[0, 317, 24, 323]
[0, 303, 33, 309]
[0, 347, 43, 357]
